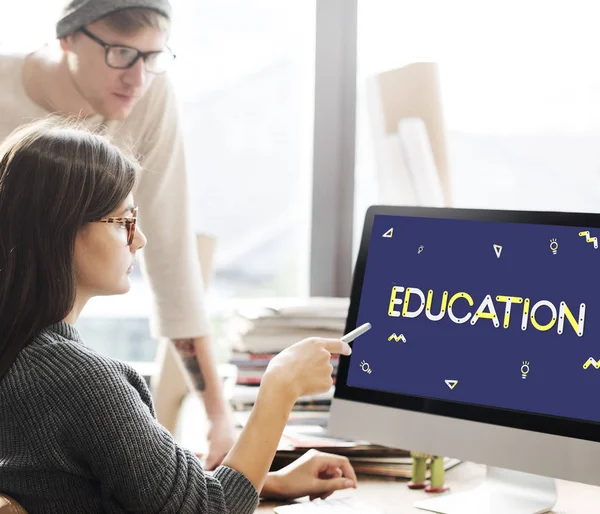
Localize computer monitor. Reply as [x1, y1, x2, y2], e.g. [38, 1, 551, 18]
[328, 205, 600, 514]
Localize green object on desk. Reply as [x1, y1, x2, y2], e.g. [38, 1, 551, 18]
[408, 452, 449, 492]
[413, 456, 427, 483]
[424, 455, 449, 493]
[429, 457, 445, 488]
[408, 451, 429, 489]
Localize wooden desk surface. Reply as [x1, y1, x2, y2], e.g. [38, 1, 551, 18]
[257, 461, 600, 513]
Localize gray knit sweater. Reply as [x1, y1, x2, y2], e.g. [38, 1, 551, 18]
[0, 322, 259, 513]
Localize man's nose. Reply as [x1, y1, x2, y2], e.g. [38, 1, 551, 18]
[121, 58, 146, 88]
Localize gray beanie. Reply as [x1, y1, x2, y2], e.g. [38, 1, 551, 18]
[56, 0, 172, 38]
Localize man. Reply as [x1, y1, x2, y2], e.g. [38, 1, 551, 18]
[0, 0, 235, 469]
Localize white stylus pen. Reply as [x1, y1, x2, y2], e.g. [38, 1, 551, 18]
[340, 322, 372, 343]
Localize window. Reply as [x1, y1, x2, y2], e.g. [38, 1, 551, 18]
[355, 0, 600, 235]
[3, 1, 316, 362]
[170, 0, 315, 301]
[0, 4, 59, 48]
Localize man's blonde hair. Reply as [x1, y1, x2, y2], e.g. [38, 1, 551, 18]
[100, 7, 170, 34]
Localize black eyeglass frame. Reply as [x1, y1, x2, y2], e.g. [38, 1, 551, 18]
[79, 27, 176, 74]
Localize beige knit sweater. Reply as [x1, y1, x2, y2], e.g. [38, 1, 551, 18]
[0, 50, 210, 340]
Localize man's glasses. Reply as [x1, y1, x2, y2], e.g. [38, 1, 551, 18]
[79, 27, 175, 74]
[96, 207, 138, 246]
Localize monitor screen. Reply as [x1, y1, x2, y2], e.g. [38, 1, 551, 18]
[335, 206, 600, 441]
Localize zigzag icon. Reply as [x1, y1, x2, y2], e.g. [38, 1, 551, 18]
[583, 357, 600, 370]
[388, 333, 407, 343]
[579, 231, 598, 249]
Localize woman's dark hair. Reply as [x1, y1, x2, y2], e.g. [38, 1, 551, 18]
[0, 117, 139, 377]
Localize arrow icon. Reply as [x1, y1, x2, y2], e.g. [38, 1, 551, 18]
[493, 244, 502, 258]
[382, 228, 393, 238]
[445, 379, 458, 390]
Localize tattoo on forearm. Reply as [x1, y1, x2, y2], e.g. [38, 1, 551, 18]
[173, 338, 206, 391]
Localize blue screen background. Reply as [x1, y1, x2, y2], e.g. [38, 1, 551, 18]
[347, 214, 600, 423]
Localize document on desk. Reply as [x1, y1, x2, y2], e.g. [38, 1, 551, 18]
[274, 496, 384, 513]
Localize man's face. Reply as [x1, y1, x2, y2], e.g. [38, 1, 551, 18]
[60, 20, 169, 120]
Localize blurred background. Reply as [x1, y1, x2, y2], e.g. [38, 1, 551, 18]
[4, 0, 600, 365]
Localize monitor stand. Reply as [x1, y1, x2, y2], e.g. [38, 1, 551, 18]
[413, 466, 557, 514]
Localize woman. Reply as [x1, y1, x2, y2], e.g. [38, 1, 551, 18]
[0, 118, 356, 513]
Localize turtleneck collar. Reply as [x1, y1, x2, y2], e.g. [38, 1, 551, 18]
[44, 321, 83, 344]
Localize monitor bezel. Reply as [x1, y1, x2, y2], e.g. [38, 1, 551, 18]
[334, 205, 600, 444]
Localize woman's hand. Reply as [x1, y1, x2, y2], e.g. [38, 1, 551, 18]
[263, 338, 352, 402]
[261, 449, 358, 501]
[220, 338, 351, 493]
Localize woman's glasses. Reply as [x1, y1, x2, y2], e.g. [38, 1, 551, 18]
[96, 207, 138, 246]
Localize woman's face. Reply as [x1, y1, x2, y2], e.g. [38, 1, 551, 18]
[74, 194, 146, 298]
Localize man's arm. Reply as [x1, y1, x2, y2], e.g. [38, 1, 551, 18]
[173, 335, 229, 418]
[172, 337, 207, 392]
[114, 75, 236, 466]
[173, 335, 236, 470]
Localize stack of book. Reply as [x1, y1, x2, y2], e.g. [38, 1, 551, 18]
[275, 424, 461, 479]
[227, 297, 348, 413]
[233, 411, 460, 479]
[229, 383, 336, 412]
[229, 296, 348, 355]
[230, 352, 339, 390]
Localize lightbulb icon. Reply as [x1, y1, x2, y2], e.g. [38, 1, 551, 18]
[549, 239, 558, 255]
[521, 361, 530, 379]
[360, 360, 372, 374]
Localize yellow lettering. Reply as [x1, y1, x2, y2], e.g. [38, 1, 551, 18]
[447, 292, 474, 324]
[425, 289, 448, 321]
[558, 302, 585, 337]
[388, 287, 584, 337]
[530, 300, 557, 332]
[388, 286, 405, 317]
[471, 294, 499, 327]
[496, 296, 524, 329]
[402, 287, 425, 318]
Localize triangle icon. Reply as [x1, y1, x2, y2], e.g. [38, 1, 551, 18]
[445, 379, 458, 390]
[382, 228, 393, 238]
[493, 244, 502, 258]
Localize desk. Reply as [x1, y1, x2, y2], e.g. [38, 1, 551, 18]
[257, 462, 600, 513]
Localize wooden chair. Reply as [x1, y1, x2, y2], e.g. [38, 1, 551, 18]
[0, 494, 27, 514]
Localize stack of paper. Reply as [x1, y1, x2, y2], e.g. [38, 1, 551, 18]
[233, 411, 460, 479]
[229, 296, 349, 354]
[274, 425, 461, 479]
[230, 385, 335, 412]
